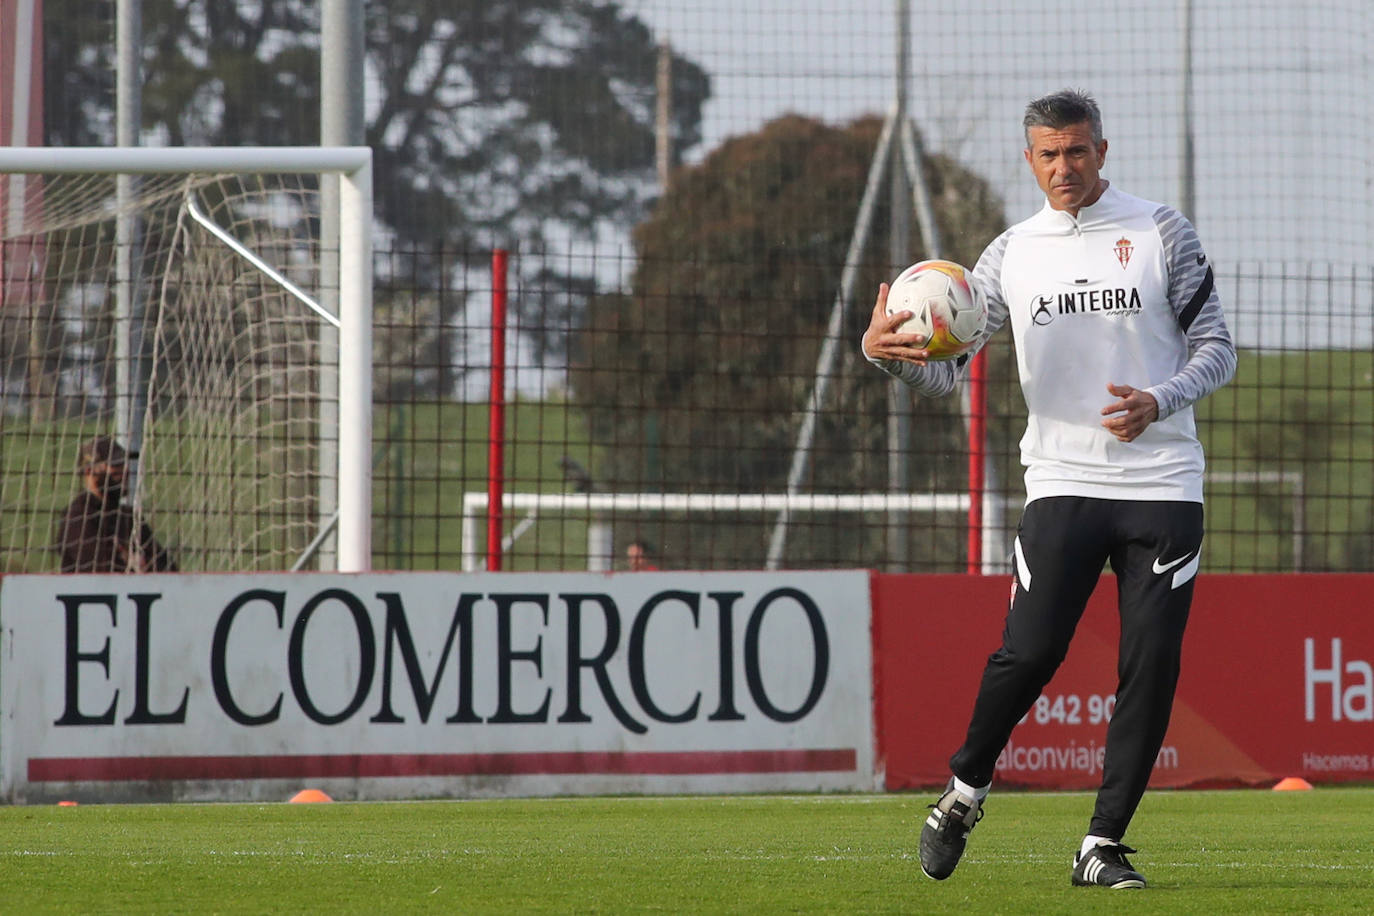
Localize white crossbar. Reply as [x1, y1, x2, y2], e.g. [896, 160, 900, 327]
[460, 491, 970, 572]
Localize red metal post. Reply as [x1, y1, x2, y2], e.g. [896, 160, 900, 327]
[487, 249, 508, 571]
[966, 349, 987, 574]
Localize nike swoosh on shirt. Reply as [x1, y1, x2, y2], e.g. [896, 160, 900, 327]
[1152, 553, 1193, 574]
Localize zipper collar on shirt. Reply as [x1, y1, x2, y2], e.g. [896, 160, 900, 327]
[1039, 184, 1116, 235]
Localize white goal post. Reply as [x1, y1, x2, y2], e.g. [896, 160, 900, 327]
[460, 491, 971, 572]
[0, 146, 372, 572]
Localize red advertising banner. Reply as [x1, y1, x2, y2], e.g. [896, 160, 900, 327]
[873, 573, 1374, 790]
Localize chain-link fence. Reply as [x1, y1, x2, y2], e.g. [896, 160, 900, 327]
[16, 0, 1374, 572]
[368, 243, 1373, 574]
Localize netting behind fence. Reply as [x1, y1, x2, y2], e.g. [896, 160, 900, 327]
[0, 168, 335, 572]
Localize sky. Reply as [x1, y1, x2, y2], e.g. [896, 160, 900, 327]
[622, 0, 1374, 348]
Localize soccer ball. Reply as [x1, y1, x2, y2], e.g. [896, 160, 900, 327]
[884, 259, 987, 361]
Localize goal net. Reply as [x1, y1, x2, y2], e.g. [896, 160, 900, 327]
[0, 147, 372, 573]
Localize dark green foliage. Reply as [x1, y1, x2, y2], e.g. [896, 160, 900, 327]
[573, 114, 1016, 569]
[41, 0, 711, 387]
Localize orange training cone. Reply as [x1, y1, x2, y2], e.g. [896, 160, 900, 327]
[1272, 777, 1314, 791]
[289, 788, 334, 803]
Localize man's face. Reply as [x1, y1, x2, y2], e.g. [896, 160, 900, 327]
[1024, 121, 1107, 214]
[86, 461, 126, 502]
[627, 544, 647, 570]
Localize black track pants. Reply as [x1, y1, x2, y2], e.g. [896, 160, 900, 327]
[949, 496, 1203, 840]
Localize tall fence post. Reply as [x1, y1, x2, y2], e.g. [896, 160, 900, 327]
[487, 248, 508, 571]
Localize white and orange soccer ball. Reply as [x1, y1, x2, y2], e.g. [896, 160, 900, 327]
[884, 259, 987, 361]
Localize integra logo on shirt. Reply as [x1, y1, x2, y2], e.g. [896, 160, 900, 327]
[1027, 287, 1143, 325]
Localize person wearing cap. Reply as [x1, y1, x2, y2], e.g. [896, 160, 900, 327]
[56, 436, 177, 573]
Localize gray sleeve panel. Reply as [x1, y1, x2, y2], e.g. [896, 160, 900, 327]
[1146, 205, 1238, 420]
[971, 228, 1013, 343]
[865, 353, 960, 396]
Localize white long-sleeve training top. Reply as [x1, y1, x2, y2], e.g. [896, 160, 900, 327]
[869, 184, 1237, 504]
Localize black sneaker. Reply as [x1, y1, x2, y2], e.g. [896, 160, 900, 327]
[1072, 841, 1147, 889]
[919, 780, 983, 880]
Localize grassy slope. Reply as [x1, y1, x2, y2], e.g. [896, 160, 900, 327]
[394, 348, 1374, 573]
[6, 347, 1371, 572]
[1197, 348, 1374, 571]
[372, 398, 598, 570]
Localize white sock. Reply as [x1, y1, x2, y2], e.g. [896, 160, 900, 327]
[1080, 834, 1112, 859]
[952, 777, 990, 801]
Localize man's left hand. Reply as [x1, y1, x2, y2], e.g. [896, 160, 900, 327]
[1100, 382, 1158, 443]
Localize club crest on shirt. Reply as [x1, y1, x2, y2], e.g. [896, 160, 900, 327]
[1114, 236, 1133, 269]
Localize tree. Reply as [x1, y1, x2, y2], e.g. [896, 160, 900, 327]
[572, 114, 1018, 569]
[41, 0, 709, 391]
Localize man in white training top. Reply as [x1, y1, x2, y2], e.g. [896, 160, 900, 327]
[862, 88, 1236, 889]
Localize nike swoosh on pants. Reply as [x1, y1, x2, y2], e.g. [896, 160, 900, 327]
[1151, 553, 1190, 574]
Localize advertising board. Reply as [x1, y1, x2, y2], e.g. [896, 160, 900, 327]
[1, 571, 876, 802]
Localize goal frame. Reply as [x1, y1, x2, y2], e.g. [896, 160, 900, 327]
[460, 490, 973, 572]
[0, 146, 373, 571]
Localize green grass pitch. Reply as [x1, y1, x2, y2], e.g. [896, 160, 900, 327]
[3, 788, 1371, 913]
